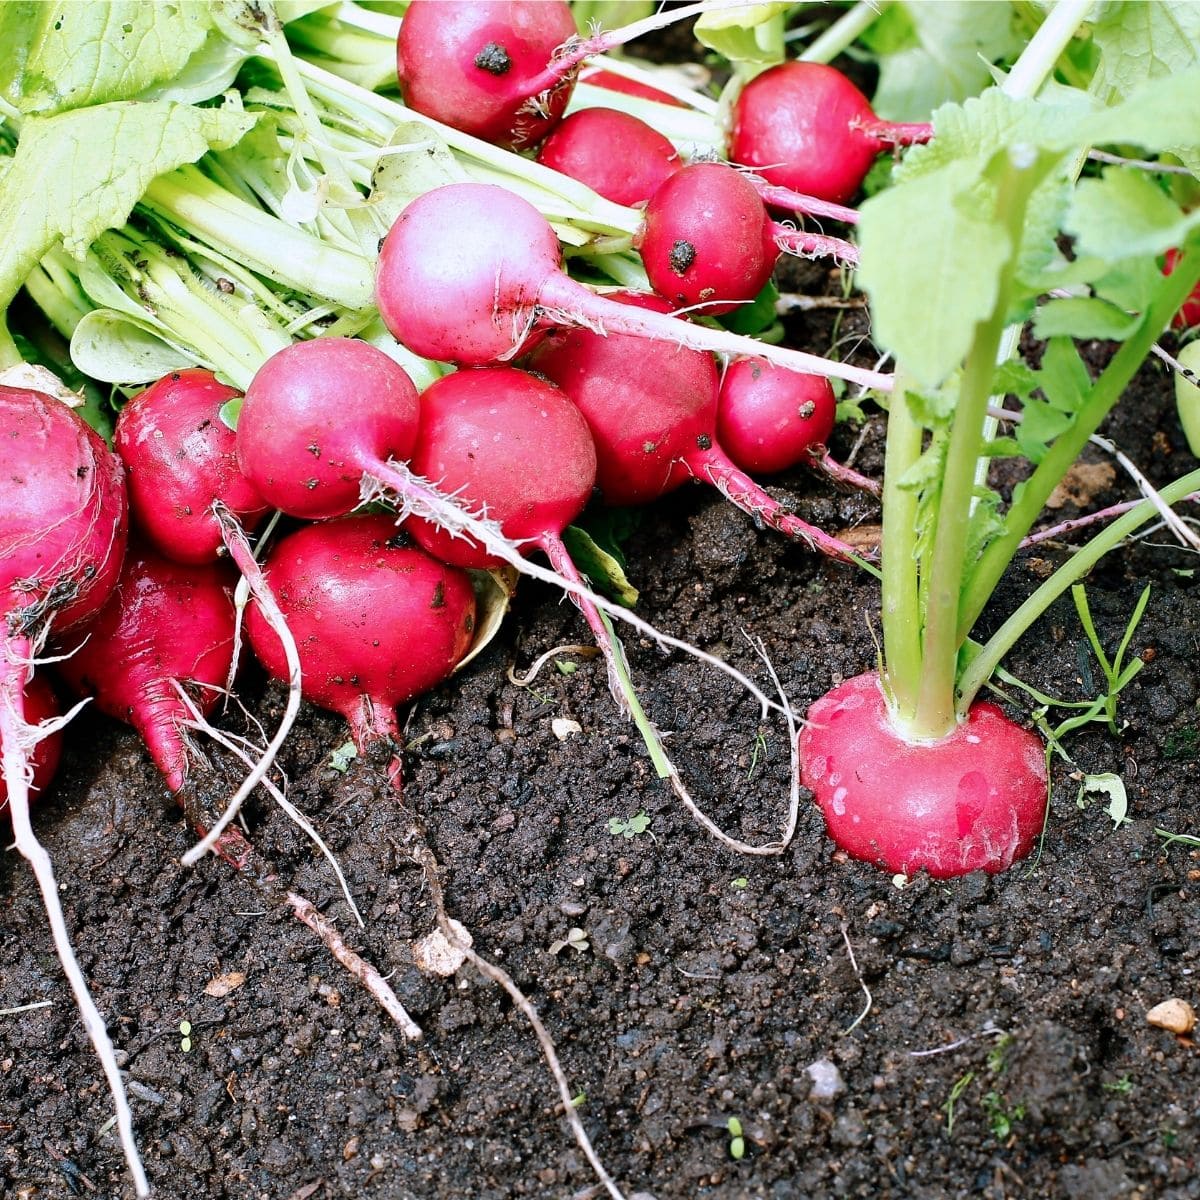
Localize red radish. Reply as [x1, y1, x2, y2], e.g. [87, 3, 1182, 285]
[637, 163, 858, 314]
[0, 385, 143, 1195]
[237, 337, 420, 520]
[408, 367, 597, 569]
[537, 107, 681, 207]
[55, 547, 241, 798]
[799, 672, 1046, 878]
[374, 182, 888, 391]
[1164, 248, 1200, 329]
[0, 674, 62, 822]
[729, 62, 932, 204]
[578, 65, 684, 107]
[244, 514, 476, 781]
[114, 369, 271, 564]
[525, 292, 867, 562]
[718, 357, 835, 475]
[396, 0, 578, 150]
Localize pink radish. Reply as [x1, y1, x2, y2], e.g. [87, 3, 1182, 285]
[636, 163, 857, 314]
[718, 356, 878, 495]
[537, 107, 681, 207]
[396, 0, 578, 150]
[718, 356, 835, 475]
[374, 182, 888, 392]
[0, 385, 145, 1194]
[729, 62, 932, 205]
[524, 293, 868, 563]
[55, 545, 242, 804]
[114, 368, 271, 564]
[244, 514, 476, 784]
[0, 674, 62, 823]
[799, 672, 1046, 878]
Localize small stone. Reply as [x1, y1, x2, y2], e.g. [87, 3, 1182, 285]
[412, 919, 473, 977]
[1146, 998, 1196, 1034]
[552, 717, 582, 741]
[805, 1058, 845, 1101]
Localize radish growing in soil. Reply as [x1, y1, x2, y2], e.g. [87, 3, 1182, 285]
[729, 61, 932, 204]
[524, 292, 871, 564]
[0, 384, 145, 1193]
[374, 182, 888, 391]
[244, 514, 477, 788]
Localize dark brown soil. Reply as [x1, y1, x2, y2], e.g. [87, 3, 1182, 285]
[3, 307, 1199, 1200]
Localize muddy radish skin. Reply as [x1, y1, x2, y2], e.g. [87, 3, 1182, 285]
[0, 674, 62, 822]
[245, 515, 477, 768]
[799, 672, 1047, 879]
[115, 368, 271, 564]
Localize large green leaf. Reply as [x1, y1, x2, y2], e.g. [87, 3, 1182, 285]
[0, 1, 213, 114]
[1089, 1, 1200, 103]
[0, 101, 255, 317]
[1067, 168, 1200, 259]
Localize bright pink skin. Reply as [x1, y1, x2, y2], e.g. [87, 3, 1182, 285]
[115, 368, 270, 564]
[718, 357, 836, 476]
[537, 108, 681, 207]
[237, 339, 419, 520]
[729, 62, 932, 205]
[0, 674, 62, 821]
[578, 66, 684, 107]
[397, 0, 578, 150]
[800, 672, 1047, 879]
[245, 515, 477, 755]
[408, 367, 597, 569]
[525, 291, 717, 506]
[637, 163, 779, 314]
[0, 386, 127, 635]
[55, 547, 238, 794]
[1164, 248, 1200, 329]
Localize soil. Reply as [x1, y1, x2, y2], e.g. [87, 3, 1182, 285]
[3, 30, 1200, 1200]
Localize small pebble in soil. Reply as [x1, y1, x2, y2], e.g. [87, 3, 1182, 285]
[805, 1058, 845, 1100]
[1146, 998, 1196, 1035]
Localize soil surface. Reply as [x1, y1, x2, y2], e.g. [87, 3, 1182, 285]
[3, 28, 1200, 1197]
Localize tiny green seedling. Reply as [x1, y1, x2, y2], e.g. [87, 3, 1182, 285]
[608, 811, 654, 841]
[179, 1020, 192, 1053]
[570, 1091, 587, 1108]
[731, 877, 748, 890]
[746, 730, 768, 780]
[727, 1116, 745, 1160]
[1103, 1075, 1133, 1095]
[982, 1091, 1025, 1141]
[555, 658, 578, 676]
[327, 741, 357, 773]
[1071, 582, 1150, 736]
[1156, 827, 1200, 851]
[548, 927, 590, 956]
[942, 1071, 974, 1137]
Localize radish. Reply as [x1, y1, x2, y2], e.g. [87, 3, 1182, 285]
[536, 107, 681, 207]
[0, 385, 144, 1194]
[729, 62, 932, 204]
[524, 292, 869, 563]
[237, 337, 420, 520]
[637, 163, 858, 313]
[244, 514, 477, 784]
[394, 0, 716, 150]
[114, 368, 271, 564]
[374, 182, 889, 392]
[0, 674, 63, 823]
[799, 673, 1046, 879]
[1163, 248, 1200, 329]
[55, 546, 241, 800]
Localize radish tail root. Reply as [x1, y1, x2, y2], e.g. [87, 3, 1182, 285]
[1, 633, 150, 1198]
[805, 446, 882, 497]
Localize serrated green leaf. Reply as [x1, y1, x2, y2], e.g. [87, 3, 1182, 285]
[867, 1, 1022, 123]
[993, 359, 1039, 400]
[0, 1, 213, 114]
[1015, 399, 1073, 463]
[858, 159, 1011, 388]
[1037, 337, 1091, 412]
[1067, 168, 1200, 260]
[0, 101, 255, 319]
[1032, 297, 1140, 341]
[1089, 1, 1200, 105]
